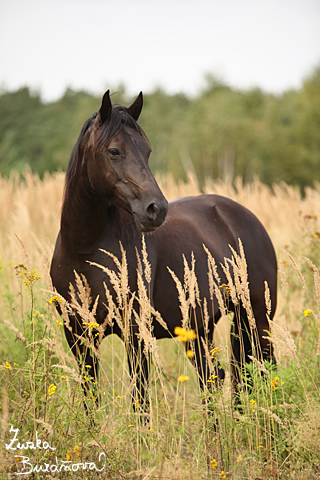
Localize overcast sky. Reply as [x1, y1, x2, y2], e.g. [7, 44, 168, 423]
[1, 0, 319, 102]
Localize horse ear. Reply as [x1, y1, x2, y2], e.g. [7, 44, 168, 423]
[99, 90, 112, 124]
[127, 92, 143, 121]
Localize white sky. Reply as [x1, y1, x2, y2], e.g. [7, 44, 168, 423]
[0, 0, 320, 102]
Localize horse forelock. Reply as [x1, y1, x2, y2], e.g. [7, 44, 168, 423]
[92, 104, 148, 154]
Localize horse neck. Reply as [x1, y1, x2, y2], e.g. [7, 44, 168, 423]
[61, 166, 139, 254]
[60, 167, 110, 253]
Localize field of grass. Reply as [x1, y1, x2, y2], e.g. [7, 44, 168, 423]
[1, 170, 320, 479]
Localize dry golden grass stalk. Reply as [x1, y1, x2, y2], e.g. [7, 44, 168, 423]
[247, 355, 270, 375]
[285, 251, 307, 291]
[135, 246, 143, 279]
[203, 246, 226, 317]
[68, 272, 99, 327]
[304, 258, 320, 355]
[89, 244, 129, 311]
[58, 297, 73, 332]
[37, 310, 74, 366]
[103, 282, 132, 342]
[133, 269, 163, 365]
[228, 240, 256, 329]
[167, 267, 190, 329]
[183, 252, 201, 308]
[257, 406, 284, 426]
[14, 233, 31, 271]
[201, 337, 215, 377]
[3, 319, 26, 342]
[220, 259, 238, 306]
[1, 386, 9, 441]
[203, 297, 210, 336]
[305, 257, 320, 308]
[267, 322, 301, 368]
[34, 419, 54, 436]
[141, 234, 151, 284]
[278, 254, 288, 298]
[264, 281, 272, 318]
[52, 364, 82, 383]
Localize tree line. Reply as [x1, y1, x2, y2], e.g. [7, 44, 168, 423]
[0, 66, 319, 189]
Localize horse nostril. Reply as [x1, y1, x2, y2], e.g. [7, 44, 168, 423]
[146, 202, 160, 221]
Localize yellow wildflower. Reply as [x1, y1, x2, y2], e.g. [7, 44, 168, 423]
[14, 264, 27, 277]
[83, 322, 99, 330]
[210, 347, 222, 357]
[73, 446, 81, 457]
[128, 424, 134, 428]
[220, 472, 226, 479]
[186, 349, 194, 358]
[23, 270, 41, 286]
[250, 399, 256, 412]
[271, 376, 280, 391]
[174, 326, 197, 342]
[219, 283, 231, 298]
[237, 455, 242, 462]
[211, 459, 217, 470]
[47, 295, 62, 305]
[48, 384, 57, 396]
[177, 375, 189, 383]
[2, 361, 11, 370]
[207, 374, 217, 383]
[304, 309, 312, 317]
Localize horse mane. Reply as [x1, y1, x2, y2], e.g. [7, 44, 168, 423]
[62, 104, 149, 213]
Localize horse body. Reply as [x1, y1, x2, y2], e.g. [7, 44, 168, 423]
[50, 90, 277, 408]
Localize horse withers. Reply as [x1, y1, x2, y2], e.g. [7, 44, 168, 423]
[50, 90, 277, 412]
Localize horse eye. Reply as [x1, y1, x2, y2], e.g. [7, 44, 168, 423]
[108, 148, 120, 158]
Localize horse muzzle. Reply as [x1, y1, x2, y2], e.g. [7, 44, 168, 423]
[132, 197, 168, 233]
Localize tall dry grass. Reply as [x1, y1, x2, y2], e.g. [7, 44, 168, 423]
[0, 170, 320, 479]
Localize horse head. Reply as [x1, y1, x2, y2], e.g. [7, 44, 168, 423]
[84, 90, 168, 233]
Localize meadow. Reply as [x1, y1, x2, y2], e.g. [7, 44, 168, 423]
[0, 170, 320, 479]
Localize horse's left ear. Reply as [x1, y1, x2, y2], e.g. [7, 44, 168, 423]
[127, 92, 143, 121]
[99, 90, 112, 124]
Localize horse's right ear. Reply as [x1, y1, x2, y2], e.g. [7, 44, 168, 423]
[99, 90, 112, 124]
[127, 92, 143, 121]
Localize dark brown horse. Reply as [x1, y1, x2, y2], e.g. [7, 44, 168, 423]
[50, 90, 277, 410]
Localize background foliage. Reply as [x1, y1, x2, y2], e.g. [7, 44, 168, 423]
[0, 66, 319, 189]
